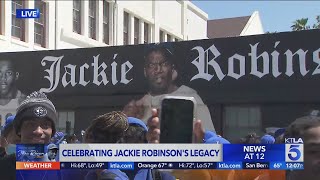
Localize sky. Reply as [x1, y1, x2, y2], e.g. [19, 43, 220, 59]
[191, 1, 320, 33]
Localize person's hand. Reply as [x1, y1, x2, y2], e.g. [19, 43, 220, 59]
[123, 99, 145, 119]
[146, 108, 206, 143]
[146, 109, 160, 143]
[193, 119, 205, 143]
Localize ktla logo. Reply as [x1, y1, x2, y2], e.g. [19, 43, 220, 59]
[285, 138, 304, 162]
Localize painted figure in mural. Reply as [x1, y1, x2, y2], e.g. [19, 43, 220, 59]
[123, 43, 215, 132]
[0, 59, 26, 126]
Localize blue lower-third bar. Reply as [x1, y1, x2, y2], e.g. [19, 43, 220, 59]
[60, 162, 108, 169]
[135, 162, 216, 169]
[286, 162, 304, 170]
[270, 162, 286, 170]
[216, 162, 243, 169]
[108, 162, 134, 170]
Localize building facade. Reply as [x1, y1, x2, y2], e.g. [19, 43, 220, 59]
[0, 0, 208, 134]
[206, 11, 265, 140]
[207, 11, 264, 39]
[0, 0, 208, 52]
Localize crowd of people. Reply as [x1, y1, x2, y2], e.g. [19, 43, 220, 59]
[0, 90, 318, 180]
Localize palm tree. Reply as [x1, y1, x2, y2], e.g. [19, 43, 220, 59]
[291, 18, 310, 31]
[313, 15, 320, 29]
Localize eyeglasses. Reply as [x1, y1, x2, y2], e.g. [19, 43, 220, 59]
[145, 61, 172, 69]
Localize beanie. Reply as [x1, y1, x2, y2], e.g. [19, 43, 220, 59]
[14, 91, 57, 135]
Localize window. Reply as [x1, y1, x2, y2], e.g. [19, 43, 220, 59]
[73, 0, 81, 34]
[144, 22, 149, 44]
[88, 0, 96, 39]
[103, 0, 110, 44]
[224, 106, 262, 141]
[11, 0, 25, 41]
[57, 111, 75, 135]
[167, 34, 172, 42]
[134, 17, 139, 44]
[159, 30, 165, 42]
[123, 12, 129, 45]
[34, 0, 46, 47]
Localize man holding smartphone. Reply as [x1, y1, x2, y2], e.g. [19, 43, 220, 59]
[124, 43, 215, 132]
[146, 108, 206, 144]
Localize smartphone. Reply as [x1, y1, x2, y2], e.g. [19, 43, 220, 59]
[159, 96, 196, 143]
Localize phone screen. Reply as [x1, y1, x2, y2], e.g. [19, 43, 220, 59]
[160, 98, 194, 143]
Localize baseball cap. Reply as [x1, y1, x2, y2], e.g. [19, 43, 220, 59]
[47, 143, 58, 150]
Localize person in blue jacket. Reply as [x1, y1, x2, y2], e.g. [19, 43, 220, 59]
[0, 115, 20, 157]
[12, 91, 61, 180]
[122, 117, 175, 180]
[83, 111, 130, 180]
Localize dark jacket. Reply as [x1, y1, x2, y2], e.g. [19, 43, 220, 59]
[134, 169, 176, 180]
[85, 169, 129, 180]
[16, 170, 61, 180]
[0, 154, 17, 180]
[0, 147, 6, 157]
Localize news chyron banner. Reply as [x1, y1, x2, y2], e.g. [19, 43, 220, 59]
[59, 144, 221, 170]
[15, 144, 60, 170]
[57, 140, 304, 170]
[14, 142, 303, 171]
[221, 138, 304, 170]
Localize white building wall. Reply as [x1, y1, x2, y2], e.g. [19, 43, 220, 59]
[0, 0, 208, 52]
[116, 5, 124, 45]
[47, 0, 56, 50]
[119, 1, 153, 21]
[0, 0, 55, 52]
[240, 11, 264, 36]
[56, 0, 106, 49]
[55, 0, 74, 48]
[158, 1, 182, 36]
[186, 2, 208, 40]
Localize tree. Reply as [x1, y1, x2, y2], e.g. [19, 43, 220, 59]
[291, 18, 310, 31]
[313, 15, 320, 29]
[291, 16, 320, 31]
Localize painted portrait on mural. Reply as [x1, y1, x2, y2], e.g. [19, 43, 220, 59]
[0, 59, 26, 126]
[123, 43, 216, 132]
